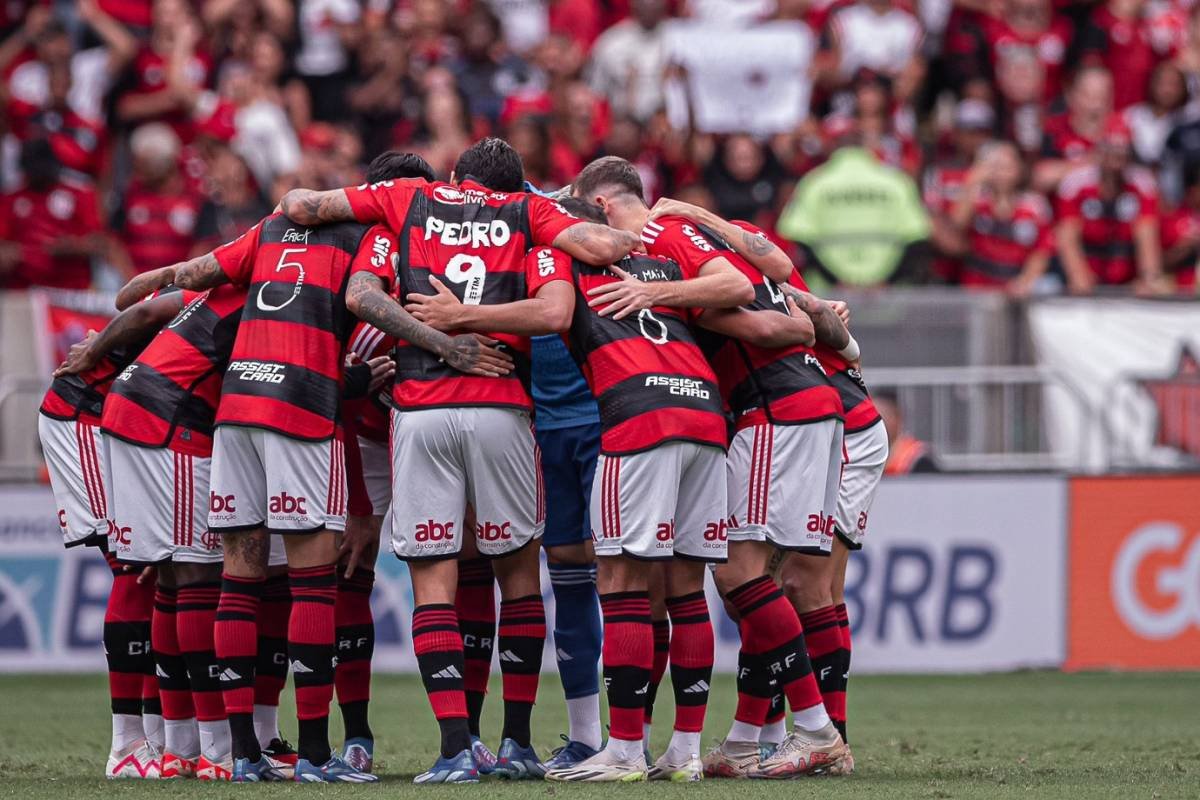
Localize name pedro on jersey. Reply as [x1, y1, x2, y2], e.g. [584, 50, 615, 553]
[644, 375, 710, 399]
[423, 217, 511, 247]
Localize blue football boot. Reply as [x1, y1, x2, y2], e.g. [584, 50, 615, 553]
[293, 754, 379, 783]
[493, 738, 546, 779]
[543, 735, 600, 771]
[413, 749, 479, 784]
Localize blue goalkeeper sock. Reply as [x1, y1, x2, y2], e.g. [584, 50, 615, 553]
[549, 562, 602, 749]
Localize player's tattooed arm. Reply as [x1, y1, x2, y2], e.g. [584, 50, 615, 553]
[346, 272, 515, 377]
[279, 188, 355, 226]
[554, 221, 640, 266]
[115, 265, 177, 310]
[780, 285, 850, 350]
[647, 197, 794, 283]
[174, 252, 229, 291]
[53, 293, 184, 377]
[697, 299, 816, 348]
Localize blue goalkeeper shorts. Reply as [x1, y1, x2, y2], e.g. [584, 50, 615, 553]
[536, 422, 601, 548]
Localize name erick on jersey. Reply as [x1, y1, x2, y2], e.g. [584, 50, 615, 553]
[40, 286, 185, 425]
[101, 283, 247, 457]
[343, 177, 580, 411]
[564, 250, 726, 456]
[641, 216, 841, 431]
[212, 212, 399, 441]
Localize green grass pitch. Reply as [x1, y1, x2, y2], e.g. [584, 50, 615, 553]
[0, 672, 1196, 799]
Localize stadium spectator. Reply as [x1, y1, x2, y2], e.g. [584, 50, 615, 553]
[876, 392, 940, 474]
[1035, 66, 1114, 192]
[701, 134, 787, 227]
[111, 123, 202, 276]
[293, 0, 360, 122]
[587, 0, 668, 122]
[1077, 0, 1163, 111]
[0, 138, 105, 289]
[1159, 162, 1200, 290]
[1121, 61, 1193, 165]
[190, 146, 271, 255]
[777, 145, 930, 286]
[826, 0, 926, 105]
[115, 0, 211, 137]
[925, 98, 996, 282]
[951, 140, 1055, 294]
[1055, 116, 1171, 293]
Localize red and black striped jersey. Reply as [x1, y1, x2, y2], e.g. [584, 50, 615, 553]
[101, 284, 246, 457]
[565, 251, 727, 456]
[345, 319, 395, 445]
[39, 287, 187, 425]
[346, 179, 576, 411]
[213, 213, 399, 441]
[790, 272, 881, 433]
[680, 220, 842, 431]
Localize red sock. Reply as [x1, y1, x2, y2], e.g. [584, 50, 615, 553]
[454, 558, 495, 736]
[728, 576, 823, 714]
[835, 602, 852, 742]
[666, 591, 713, 734]
[177, 583, 224, 722]
[600, 592, 653, 742]
[255, 574, 290, 709]
[104, 553, 153, 716]
[152, 587, 193, 722]
[498, 594, 545, 748]
[644, 618, 670, 725]
[799, 605, 844, 731]
[289, 565, 337, 765]
[214, 574, 263, 717]
[412, 604, 471, 758]
[334, 569, 375, 706]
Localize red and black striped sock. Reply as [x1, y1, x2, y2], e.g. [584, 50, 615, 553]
[644, 618, 670, 728]
[455, 559, 495, 737]
[254, 574, 290, 713]
[413, 604, 471, 758]
[288, 565, 337, 766]
[728, 576, 824, 716]
[215, 573, 264, 761]
[666, 592, 713, 736]
[600, 592, 653, 742]
[498, 594, 545, 748]
[104, 553, 153, 719]
[335, 569, 375, 742]
[152, 587, 194, 726]
[177, 583, 224, 726]
[799, 605, 845, 737]
[835, 602, 852, 743]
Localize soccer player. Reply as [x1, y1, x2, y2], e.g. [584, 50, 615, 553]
[40, 289, 187, 778]
[640, 197, 858, 778]
[154, 187, 507, 785]
[277, 138, 642, 783]
[526, 198, 815, 781]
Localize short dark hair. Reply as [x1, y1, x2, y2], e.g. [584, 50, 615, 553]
[557, 196, 607, 224]
[453, 137, 525, 193]
[365, 150, 436, 183]
[572, 156, 644, 204]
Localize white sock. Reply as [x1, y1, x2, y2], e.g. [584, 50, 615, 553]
[112, 714, 144, 753]
[253, 704, 280, 748]
[793, 704, 832, 733]
[566, 694, 602, 751]
[143, 713, 165, 749]
[664, 730, 701, 761]
[760, 716, 786, 745]
[727, 719, 761, 744]
[164, 718, 200, 758]
[605, 736, 643, 762]
[199, 720, 232, 761]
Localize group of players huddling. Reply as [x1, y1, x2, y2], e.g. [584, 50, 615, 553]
[37, 137, 886, 784]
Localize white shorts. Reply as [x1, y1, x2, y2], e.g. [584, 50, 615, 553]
[727, 419, 843, 555]
[38, 414, 110, 548]
[359, 436, 391, 517]
[836, 421, 889, 549]
[590, 441, 728, 562]
[388, 407, 543, 560]
[208, 426, 347, 534]
[105, 439, 223, 564]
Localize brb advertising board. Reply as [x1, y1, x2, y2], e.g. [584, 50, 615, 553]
[846, 476, 1066, 673]
[1066, 476, 1200, 670]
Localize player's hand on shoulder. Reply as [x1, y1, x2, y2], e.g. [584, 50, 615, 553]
[648, 197, 702, 223]
[53, 331, 100, 377]
[586, 263, 658, 320]
[444, 333, 514, 377]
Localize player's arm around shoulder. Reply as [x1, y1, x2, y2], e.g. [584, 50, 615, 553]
[54, 292, 185, 377]
[697, 297, 816, 349]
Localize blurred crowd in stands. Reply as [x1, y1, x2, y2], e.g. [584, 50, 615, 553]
[1, 0, 1199, 295]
